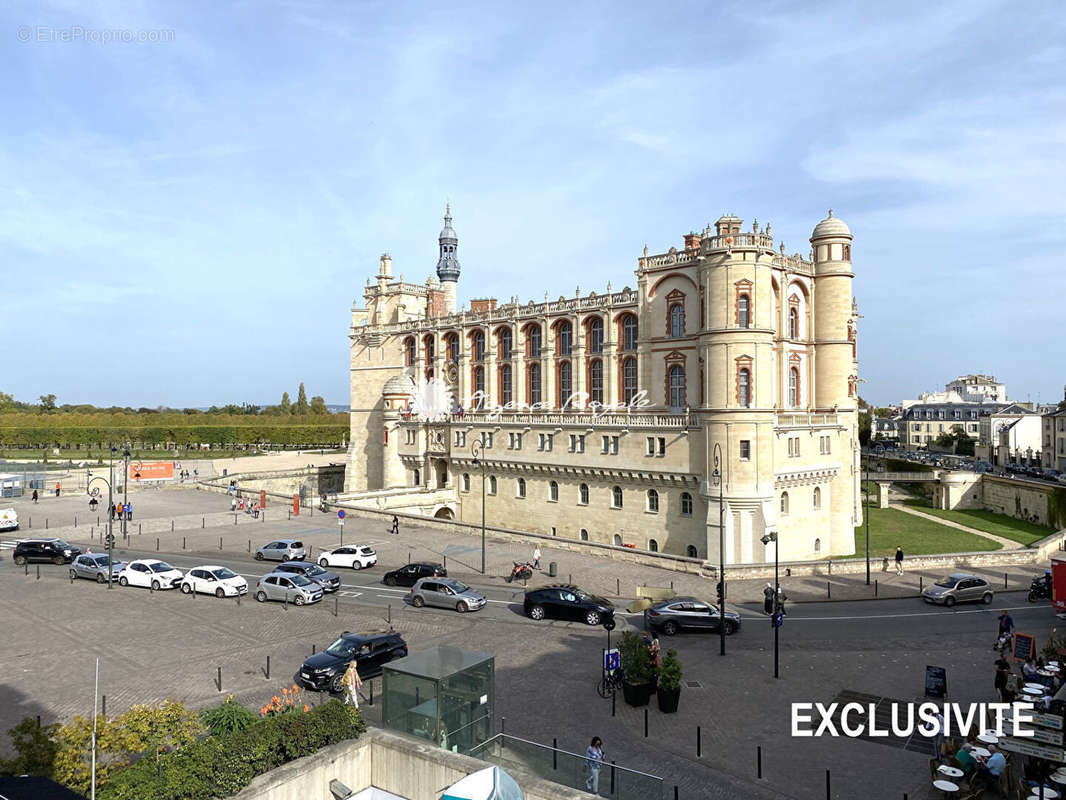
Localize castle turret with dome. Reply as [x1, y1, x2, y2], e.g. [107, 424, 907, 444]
[435, 204, 460, 313]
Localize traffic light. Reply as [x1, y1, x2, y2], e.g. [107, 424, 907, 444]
[105, 533, 115, 548]
[762, 585, 774, 615]
[715, 581, 723, 605]
[775, 587, 787, 616]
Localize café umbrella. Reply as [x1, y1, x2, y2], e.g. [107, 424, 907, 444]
[440, 766, 524, 800]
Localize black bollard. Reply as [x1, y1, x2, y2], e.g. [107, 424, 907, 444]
[611, 690, 615, 717]
[697, 726, 702, 757]
[217, 666, 222, 692]
[247, 540, 251, 553]
[202, 517, 205, 528]
[1004, 572, 1008, 589]
[553, 738, 558, 770]
[828, 581, 831, 599]
[825, 769, 830, 800]
[74, 516, 77, 528]
[312, 644, 316, 654]
[388, 604, 391, 624]
[444, 555, 447, 571]
[757, 745, 762, 778]
[616, 578, 620, 595]
[24, 563, 28, 575]
[369, 680, 374, 706]
[156, 538, 159, 551]
[674, 787, 678, 800]
[334, 596, 338, 617]
[219, 536, 222, 550]
[875, 579, 878, 597]
[183, 537, 186, 550]
[102, 696, 106, 716]
[265, 656, 270, 680]
[36, 565, 40, 581]
[45, 519, 48, 529]
[920, 576, 923, 592]
[610, 761, 615, 795]
[644, 708, 648, 737]
[138, 523, 141, 535]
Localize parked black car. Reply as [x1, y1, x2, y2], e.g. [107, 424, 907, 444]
[273, 561, 341, 593]
[13, 538, 82, 566]
[646, 597, 741, 636]
[383, 562, 446, 587]
[297, 631, 409, 691]
[523, 584, 614, 626]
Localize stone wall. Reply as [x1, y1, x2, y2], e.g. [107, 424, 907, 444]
[981, 475, 1054, 526]
[232, 728, 594, 800]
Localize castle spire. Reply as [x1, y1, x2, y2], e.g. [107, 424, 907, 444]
[436, 204, 460, 313]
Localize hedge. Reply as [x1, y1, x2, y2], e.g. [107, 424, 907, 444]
[98, 700, 365, 800]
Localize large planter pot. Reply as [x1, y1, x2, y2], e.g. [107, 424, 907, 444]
[657, 686, 681, 714]
[622, 680, 654, 707]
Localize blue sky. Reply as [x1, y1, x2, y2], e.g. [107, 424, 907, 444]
[2, 0, 1063, 408]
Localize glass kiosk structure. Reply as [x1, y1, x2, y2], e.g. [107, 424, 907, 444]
[382, 646, 494, 755]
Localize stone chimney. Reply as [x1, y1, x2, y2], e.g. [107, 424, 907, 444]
[470, 298, 498, 313]
[683, 232, 701, 249]
[379, 253, 392, 278]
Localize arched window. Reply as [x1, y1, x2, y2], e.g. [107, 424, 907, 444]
[588, 318, 604, 354]
[472, 330, 485, 361]
[612, 486, 623, 508]
[580, 528, 589, 541]
[488, 475, 497, 495]
[613, 534, 623, 546]
[589, 359, 604, 404]
[681, 492, 693, 516]
[404, 338, 415, 367]
[413, 468, 420, 486]
[686, 545, 698, 558]
[549, 481, 559, 502]
[579, 483, 589, 504]
[780, 491, 789, 514]
[473, 366, 485, 396]
[669, 365, 686, 410]
[499, 328, 513, 359]
[446, 333, 459, 363]
[647, 489, 659, 512]
[557, 322, 572, 355]
[814, 537, 821, 553]
[499, 364, 513, 405]
[558, 361, 572, 408]
[516, 478, 526, 498]
[648, 539, 659, 553]
[621, 315, 638, 351]
[789, 367, 800, 407]
[738, 295, 750, 329]
[813, 487, 821, 509]
[738, 368, 751, 408]
[462, 473, 470, 492]
[788, 307, 799, 340]
[424, 336, 435, 361]
[669, 304, 684, 338]
[528, 363, 542, 405]
[526, 325, 541, 356]
[622, 357, 637, 404]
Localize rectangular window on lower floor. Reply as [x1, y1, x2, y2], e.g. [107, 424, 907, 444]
[657, 437, 665, 456]
[739, 440, 751, 460]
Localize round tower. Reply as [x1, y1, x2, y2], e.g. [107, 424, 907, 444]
[381, 374, 414, 489]
[810, 210, 854, 410]
[436, 204, 461, 314]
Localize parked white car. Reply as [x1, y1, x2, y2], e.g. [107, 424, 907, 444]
[180, 565, 248, 597]
[118, 559, 184, 590]
[317, 545, 377, 570]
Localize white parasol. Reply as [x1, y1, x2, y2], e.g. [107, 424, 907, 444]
[441, 766, 524, 800]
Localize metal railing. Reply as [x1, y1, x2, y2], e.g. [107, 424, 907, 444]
[469, 733, 663, 799]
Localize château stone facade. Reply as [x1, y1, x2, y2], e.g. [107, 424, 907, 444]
[346, 209, 862, 564]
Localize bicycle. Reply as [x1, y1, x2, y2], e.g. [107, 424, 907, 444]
[597, 666, 624, 698]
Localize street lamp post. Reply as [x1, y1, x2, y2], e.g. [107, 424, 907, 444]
[864, 454, 870, 585]
[121, 447, 130, 543]
[471, 439, 486, 574]
[711, 442, 725, 657]
[761, 530, 780, 679]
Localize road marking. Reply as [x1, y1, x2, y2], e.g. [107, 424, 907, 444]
[730, 603, 1044, 622]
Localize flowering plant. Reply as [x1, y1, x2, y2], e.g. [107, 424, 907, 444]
[260, 684, 311, 717]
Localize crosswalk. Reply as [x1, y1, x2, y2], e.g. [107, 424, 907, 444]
[1, 539, 21, 550]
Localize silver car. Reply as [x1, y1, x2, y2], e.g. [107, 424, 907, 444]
[69, 553, 126, 584]
[254, 571, 323, 605]
[409, 577, 486, 613]
[254, 539, 306, 562]
[922, 573, 994, 606]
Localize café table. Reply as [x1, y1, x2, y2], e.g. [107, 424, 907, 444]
[1050, 774, 1066, 786]
[938, 765, 965, 779]
[933, 778, 959, 795]
[1029, 788, 1060, 799]
[973, 746, 992, 758]
[1023, 686, 1046, 696]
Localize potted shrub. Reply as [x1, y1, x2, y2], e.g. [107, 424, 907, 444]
[656, 649, 682, 713]
[620, 631, 655, 706]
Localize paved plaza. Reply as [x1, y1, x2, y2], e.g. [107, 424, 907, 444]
[0, 488, 1061, 799]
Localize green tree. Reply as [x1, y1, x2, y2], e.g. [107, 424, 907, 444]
[280, 392, 292, 414]
[39, 394, 57, 411]
[858, 410, 872, 447]
[0, 391, 16, 410]
[0, 717, 60, 778]
[309, 396, 327, 415]
[295, 383, 309, 415]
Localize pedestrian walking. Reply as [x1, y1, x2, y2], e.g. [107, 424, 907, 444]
[125, 502, 133, 521]
[532, 545, 542, 570]
[994, 655, 1012, 702]
[116, 503, 124, 520]
[894, 546, 904, 576]
[390, 515, 399, 535]
[342, 660, 362, 709]
[584, 737, 604, 794]
[253, 503, 260, 519]
[55, 483, 61, 497]
[31, 489, 38, 504]
[231, 497, 237, 512]
[109, 502, 115, 520]
[923, 709, 945, 759]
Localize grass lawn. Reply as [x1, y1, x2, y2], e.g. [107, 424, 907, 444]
[899, 498, 1053, 546]
[853, 505, 1002, 557]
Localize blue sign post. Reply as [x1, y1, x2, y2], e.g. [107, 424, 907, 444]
[772, 611, 783, 629]
[337, 510, 345, 519]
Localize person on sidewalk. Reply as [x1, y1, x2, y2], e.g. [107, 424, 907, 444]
[994, 655, 1012, 702]
[584, 737, 604, 794]
[125, 502, 133, 521]
[231, 497, 237, 512]
[894, 546, 904, 576]
[532, 545, 542, 570]
[342, 660, 362, 709]
[31, 489, 38, 504]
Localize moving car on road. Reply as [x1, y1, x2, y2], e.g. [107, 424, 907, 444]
[13, 538, 82, 566]
[254, 572, 323, 605]
[254, 539, 306, 562]
[118, 559, 184, 590]
[180, 565, 248, 597]
[921, 573, 994, 606]
[273, 561, 341, 593]
[297, 631, 409, 691]
[317, 545, 377, 570]
[409, 577, 486, 613]
[383, 562, 446, 587]
[647, 597, 741, 636]
[523, 584, 614, 626]
[69, 553, 126, 584]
